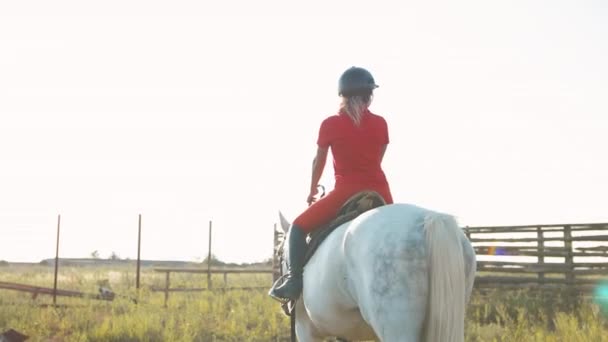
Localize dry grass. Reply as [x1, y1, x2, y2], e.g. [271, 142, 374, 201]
[0, 265, 607, 341]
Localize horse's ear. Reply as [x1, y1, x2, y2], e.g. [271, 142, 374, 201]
[278, 211, 291, 233]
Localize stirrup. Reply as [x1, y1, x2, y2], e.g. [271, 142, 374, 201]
[282, 299, 296, 316]
[268, 275, 291, 304]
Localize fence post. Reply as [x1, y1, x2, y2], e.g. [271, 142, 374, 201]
[164, 271, 170, 308]
[272, 223, 280, 284]
[537, 226, 545, 284]
[208, 221, 212, 290]
[53, 214, 61, 306]
[136, 214, 142, 290]
[463, 226, 471, 241]
[564, 225, 574, 285]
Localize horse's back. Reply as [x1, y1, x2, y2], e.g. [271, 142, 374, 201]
[344, 203, 431, 265]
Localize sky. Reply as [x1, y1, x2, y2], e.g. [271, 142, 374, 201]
[0, 1, 606, 263]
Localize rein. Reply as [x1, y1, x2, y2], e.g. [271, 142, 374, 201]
[290, 305, 296, 342]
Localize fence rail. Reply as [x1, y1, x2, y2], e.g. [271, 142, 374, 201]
[151, 268, 273, 306]
[0, 281, 114, 301]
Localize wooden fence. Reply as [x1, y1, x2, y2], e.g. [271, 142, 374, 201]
[151, 268, 273, 306]
[463, 222, 608, 292]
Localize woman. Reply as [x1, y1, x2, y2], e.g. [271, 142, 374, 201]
[270, 66, 394, 301]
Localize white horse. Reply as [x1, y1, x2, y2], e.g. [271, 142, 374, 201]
[277, 203, 477, 342]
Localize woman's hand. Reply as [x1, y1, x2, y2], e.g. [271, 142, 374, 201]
[307, 187, 319, 206]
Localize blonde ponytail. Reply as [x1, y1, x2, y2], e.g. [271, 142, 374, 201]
[340, 94, 372, 125]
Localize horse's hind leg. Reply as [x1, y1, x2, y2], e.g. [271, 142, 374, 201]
[365, 294, 426, 342]
[357, 256, 429, 341]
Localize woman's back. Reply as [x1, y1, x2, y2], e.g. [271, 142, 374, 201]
[318, 110, 388, 185]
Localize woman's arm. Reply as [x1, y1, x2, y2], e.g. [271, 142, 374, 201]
[308, 146, 328, 203]
[310, 146, 328, 191]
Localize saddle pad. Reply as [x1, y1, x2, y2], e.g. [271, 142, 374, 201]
[303, 191, 387, 265]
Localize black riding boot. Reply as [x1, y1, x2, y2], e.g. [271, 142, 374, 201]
[269, 224, 307, 301]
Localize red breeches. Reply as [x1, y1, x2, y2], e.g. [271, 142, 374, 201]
[293, 182, 393, 233]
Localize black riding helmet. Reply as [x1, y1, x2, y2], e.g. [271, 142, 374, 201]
[338, 67, 379, 96]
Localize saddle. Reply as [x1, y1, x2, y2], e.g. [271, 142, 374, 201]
[303, 190, 387, 265]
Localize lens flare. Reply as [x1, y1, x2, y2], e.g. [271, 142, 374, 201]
[594, 280, 608, 315]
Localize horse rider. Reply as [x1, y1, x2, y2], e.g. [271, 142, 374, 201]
[269, 66, 394, 301]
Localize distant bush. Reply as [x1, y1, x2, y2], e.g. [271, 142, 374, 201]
[0, 260, 8, 267]
[201, 254, 225, 267]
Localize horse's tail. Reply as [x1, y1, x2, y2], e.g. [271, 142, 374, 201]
[423, 213, 466, 342]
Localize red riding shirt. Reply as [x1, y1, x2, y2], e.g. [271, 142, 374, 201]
[293, 109, 393, 232]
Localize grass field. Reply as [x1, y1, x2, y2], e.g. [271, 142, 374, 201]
[1, 265, 607, 341]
